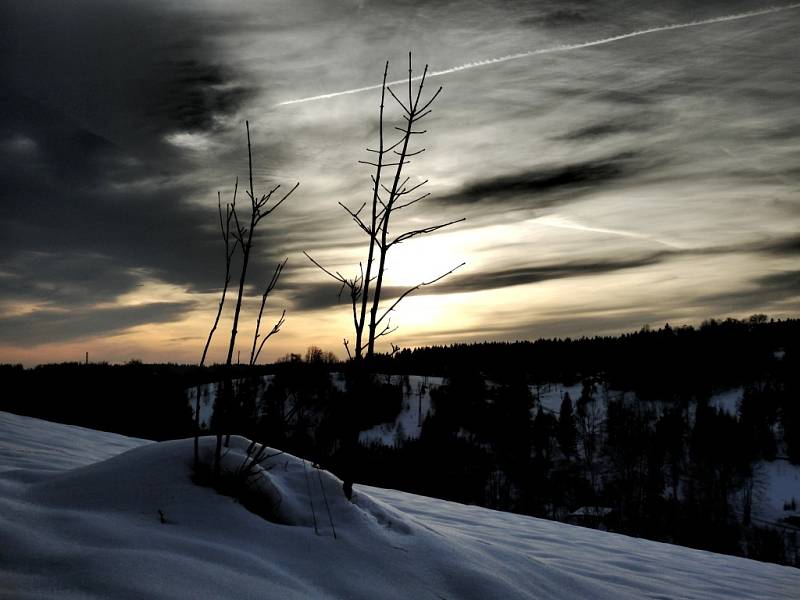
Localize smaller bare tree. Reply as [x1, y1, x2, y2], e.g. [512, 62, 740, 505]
[213, 121, 299, 474]
[194, 186, 239, 467]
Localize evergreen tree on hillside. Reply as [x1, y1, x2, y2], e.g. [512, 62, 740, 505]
[557, 392, 577, 458]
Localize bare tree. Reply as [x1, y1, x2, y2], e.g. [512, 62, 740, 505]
[227, 122, 298, 369]
[213, 121, 299, 473]
[194, 186, 239, 467]
[576, 379, 604, 494]
[306, 53, 464, 360]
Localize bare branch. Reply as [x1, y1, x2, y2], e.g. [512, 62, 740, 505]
[394, 148, 425, 157]
[250, 258, 288, 365]
[304, 251, 347, 284]
[416, 86, 443, 115]
[374, 321, 399, 340]
[393, 192, 430, 212]
[411, 63, 429, 111]
[414, 109, 434, 122]
[375, 262, 465, 328]
[395, 178, 427, 196]
[262, 181, 300, 218]
[390, 217, 465, 247]
[339, 202, 376, 239]
[386, 86, 411, 115]
[253, 309, 286, 365]
[358, 160, 406, 168]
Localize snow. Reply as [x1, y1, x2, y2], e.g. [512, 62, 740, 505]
[709, 387, 743, 416]
[754, 459, 800, 523]
[358, 375, 443, 445]
[2, 410, 799, 599]
[188, 373, 442, 446]
[533, 382, 585, 414]
[187, 375, 275, 429]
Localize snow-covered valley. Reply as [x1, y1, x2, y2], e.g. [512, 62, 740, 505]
[1, 410, 798, 599]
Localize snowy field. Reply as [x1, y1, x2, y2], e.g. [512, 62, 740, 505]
[1, 411, 799, 599]
[709, 387, 743, 416]
[533, 382, 585, 414]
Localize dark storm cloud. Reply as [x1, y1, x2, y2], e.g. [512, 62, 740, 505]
[287, 282, 354, 312]
[757, 270, 800, 290]
[0, 1, 254, 145]
[431, 255, 666, 295]
[520, 9, 586, 28]
[432, 152, 640, 208]
[0, 254, 143, 309]
[0, 160, 289, 302]
[0, 302, 196, 346]
[593, 91, 655, 106]
[696, 270, 800, 315]
[752, 235, 800, 256]
[444, 234, 800, 297]
[0, 91, 120, 183]
[557, 116, 660, 141]
[0, 97, 285, 300]
[145, 58, 252, 133]
[0, 0, 286, 334]
[287, 254, 666, 311]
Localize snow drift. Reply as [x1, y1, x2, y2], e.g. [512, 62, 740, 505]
[1, 411, 798, 599]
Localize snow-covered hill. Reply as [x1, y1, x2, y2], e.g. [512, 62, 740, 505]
[3, 410, 797, 599]
[359, 375, 444, 445]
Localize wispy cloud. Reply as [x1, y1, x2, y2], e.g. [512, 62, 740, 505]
[531, 215, 680, 249]
[0, 302, 196, 346]
[276, 3, 800, 106]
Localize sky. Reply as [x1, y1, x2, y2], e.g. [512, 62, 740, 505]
[1, 0, 798, 366]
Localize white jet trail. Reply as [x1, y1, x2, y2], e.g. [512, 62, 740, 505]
[531, 215, 681, 249]
[277, 3, 800, 107]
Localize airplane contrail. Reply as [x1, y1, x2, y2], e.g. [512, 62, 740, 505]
[277, 3, 800, 107]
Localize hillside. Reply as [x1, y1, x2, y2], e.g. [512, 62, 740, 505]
[1, 411, 798, 599]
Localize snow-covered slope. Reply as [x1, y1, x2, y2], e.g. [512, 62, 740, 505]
[359, 375, 443, 445]
[755, 459, 800, 524]
[1, 411, 798, 599]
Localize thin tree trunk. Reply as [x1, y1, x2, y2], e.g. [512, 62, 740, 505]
[367, 86, 415, 357]
[356, 62, 389, 360]
[196, 189, 237, 469]
[218, 124, 257, 468]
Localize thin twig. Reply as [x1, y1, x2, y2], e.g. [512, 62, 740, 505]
[317, 467, 337, 539]
[250, 258, 288, 365]
[375, 262, 465, 327]
[303, 459, 319, 535]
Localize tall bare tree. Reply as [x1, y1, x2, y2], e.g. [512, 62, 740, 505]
[306, 53, 464, 360]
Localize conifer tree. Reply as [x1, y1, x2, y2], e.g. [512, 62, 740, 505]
[557, 391, 577, 458]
